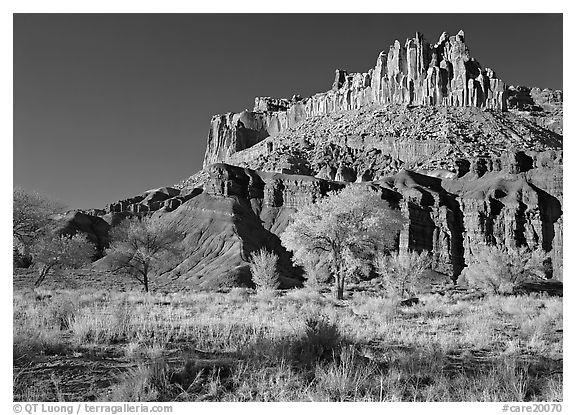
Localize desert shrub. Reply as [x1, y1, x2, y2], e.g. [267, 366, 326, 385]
[226, 287, 252, 302]
[284, 287, 325, 306]
[350, 293, 397, 321]
[107, 359, 173, 401]
[47, 293, 80, 330]
[298, 314, 343, 362]
[70, 308, 116, 344]
[374, 250, 432, 298]
[312, 345, 380, 401]
[460, 245, 548, 295]
[249, 249, 281, 293]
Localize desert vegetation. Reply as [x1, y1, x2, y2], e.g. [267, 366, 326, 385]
[13, 187, 66, 268]
[31, 233, 95, 287]
[13, 284, 562, 402]
[281, 186, 405, 299]
[105, 215, 185, 292]
[458, 245, 550, 295]
[13, 188, 95, 285]
[249, 249, 281, 295]
[374, 250, 433, 298]
[13, 186, 562, 402]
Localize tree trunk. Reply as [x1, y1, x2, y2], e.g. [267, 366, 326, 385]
[335, 270, 345, 300]
[332, 248, 345, 300]
[142, 263, 149, 292]
[35, 265, 50, 287]
[336, 276, 345, 300]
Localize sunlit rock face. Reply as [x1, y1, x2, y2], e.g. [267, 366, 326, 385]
[204, 30, 509, 167]
[84, 28, 561, 287]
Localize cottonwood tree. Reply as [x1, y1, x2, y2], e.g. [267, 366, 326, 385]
[31, 233, 96, 286]
[300, 255, 332, 290]
[13, 187, 65, 264]
[374, 250, 433, 298]
[106, 216, 185, 292]
[281, 185, 405, 300]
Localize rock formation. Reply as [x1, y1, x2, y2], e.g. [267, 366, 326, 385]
[221, 104, 561, 184]
[90, 149, 561, 287]
[76, 29, 562, 288]
[507, 86, 563, 135]
[204, 30, 509, 168]
[106, 187, 199, 214]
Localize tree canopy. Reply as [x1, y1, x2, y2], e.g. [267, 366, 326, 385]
[106, 215, 185, 292]
[31, 232, 96, 286]
[281, 185, 406, 299]
[13, 187, 65, 244]
[13, 187, 67, 267]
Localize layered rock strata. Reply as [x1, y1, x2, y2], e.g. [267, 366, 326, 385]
[220, 105, 561, 183]
[106, 187, 200, 214]
[82, 28, 562, 288]
[204, 30, 509, 167]
[95, 159, 562, 286]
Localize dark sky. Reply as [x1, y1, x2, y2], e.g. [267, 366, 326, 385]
[13, 13, 563, 209]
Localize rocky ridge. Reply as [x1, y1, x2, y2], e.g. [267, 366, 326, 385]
[221, 104, 561, 181]
[203, 30, 509, 168]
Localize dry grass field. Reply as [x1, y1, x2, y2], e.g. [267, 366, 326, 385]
[13, 273, 563, 402]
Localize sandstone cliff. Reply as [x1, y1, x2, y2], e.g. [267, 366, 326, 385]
[81, 28, 562, 288]
[203, 30, 510, 167]
[221, 105, 561, 183]
[90, 155, 561, 288]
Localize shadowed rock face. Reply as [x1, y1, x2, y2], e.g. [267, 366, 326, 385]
[149, 165, 348, 288]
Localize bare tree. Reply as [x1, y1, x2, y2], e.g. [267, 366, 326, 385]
[106, 216, 185, 292]
[31, 233, 96, 286]
[281, 185, 405, 300]
[13, 187, 65, 264]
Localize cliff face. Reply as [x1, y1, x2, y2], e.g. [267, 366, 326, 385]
[203, 30, 509, 167]
[203, 111, 286, 167]
[84, 28, 562, 288]
[310, 30, 506, 113]
[220, 105, 561, 184]
[94, 157, 561, 287]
